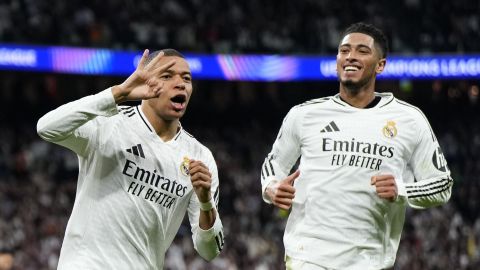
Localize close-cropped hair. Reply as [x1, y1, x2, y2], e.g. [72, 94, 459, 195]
[342, 22, 389, 58]
[146, 49, 185, 64]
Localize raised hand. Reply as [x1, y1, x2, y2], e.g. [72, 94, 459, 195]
[371, 174, 398, 202]
[266, 170, 300, 210]
[112, 49, 176, 104]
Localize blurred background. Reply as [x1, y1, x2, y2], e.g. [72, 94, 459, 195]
[0, 0, 479, 269]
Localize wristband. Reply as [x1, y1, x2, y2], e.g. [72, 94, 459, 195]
[199, 199, 214, 211]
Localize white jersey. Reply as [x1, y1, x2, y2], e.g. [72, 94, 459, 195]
[37, 89, 224, 270]
[261, 92, 453, 270]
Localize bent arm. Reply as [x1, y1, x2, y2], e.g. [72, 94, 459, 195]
[188, 155, 224, 261]
[398, 113, 453, 209]
[397, 174, 453, 209]
[261, 108, 301, 203]
[36, 88, 118, 155]
[191, 208, 224, 261]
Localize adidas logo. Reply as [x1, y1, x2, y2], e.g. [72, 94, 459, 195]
[320, 121, 340, 133]
[119, 106, 137, 117]
[126, 144, 145, 158]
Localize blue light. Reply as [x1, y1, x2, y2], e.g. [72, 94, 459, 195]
[0, 43, 479, 81]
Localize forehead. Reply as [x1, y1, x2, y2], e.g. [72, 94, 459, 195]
[157, 56, 190, 73]
[340, 33, 375, 48]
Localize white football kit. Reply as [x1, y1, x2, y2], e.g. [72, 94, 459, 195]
[37, 89, 224, 270]
[261, 92, 453, 270]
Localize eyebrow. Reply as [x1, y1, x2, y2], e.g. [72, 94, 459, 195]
[163, 69, 192, 76]
[339, 44, 372, 50]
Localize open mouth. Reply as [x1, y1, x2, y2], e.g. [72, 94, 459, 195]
[170, 94, 187, 111]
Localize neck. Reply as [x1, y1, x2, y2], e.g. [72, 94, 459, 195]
[141, 103, 179, 142]
[339, 81, 376, 108]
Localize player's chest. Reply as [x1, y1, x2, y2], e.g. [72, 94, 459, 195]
[117, 133, 192, 178]
[300, 113, 417, 163]
[101, 131, 195, 207]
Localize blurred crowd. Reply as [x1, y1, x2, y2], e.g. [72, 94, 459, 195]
[0, 72, 478, 269]
[0, 0, 479, 54]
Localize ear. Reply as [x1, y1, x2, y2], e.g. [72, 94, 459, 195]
[376, 58, 386, 74]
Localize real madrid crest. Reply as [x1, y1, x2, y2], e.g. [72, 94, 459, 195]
[180, 156, 190, 176]
[382, 120, 397, 138]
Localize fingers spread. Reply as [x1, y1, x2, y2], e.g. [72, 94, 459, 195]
[152, 60, 176, 75]
[153, 83, 164, 97]
[137, 49, 149, 70]
[145, 51, 165, 71]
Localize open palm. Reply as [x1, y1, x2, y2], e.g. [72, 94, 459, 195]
[114, 50, 176, 103]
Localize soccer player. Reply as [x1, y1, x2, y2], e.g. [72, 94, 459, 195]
[261, 22, 453, 269]
[37, 49, 224, 269]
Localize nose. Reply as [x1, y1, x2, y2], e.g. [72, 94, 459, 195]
[174, 75, 186, 90]
[346, 51, 357, 61]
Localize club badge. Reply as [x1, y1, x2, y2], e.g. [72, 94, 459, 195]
[180, 156, 190, 176]
[382, 120, 397, 138]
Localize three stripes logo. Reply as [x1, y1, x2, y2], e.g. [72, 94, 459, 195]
[215, 231, 225, 252]
[432, 147, 447, 172]
[119, 106, 136, 117]
[261, 155, 275, 179]
[320, 121, 340, 133]
[126, 144, 145, 158]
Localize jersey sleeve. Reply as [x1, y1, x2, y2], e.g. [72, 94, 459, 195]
[36, 88, 118, 156]
[261, 106, 302, 203]
[187, 150, 224, 261]
[396, 111, 453, 209]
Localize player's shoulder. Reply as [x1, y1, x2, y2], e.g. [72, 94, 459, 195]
[118, 105, 139, 118]
[290, 96, 333, 114]
[179, 128, 214, 158]
[295, 96, 332, 108]
[390, 96, 428, 121]
[98, 105, 139, 130]
[279, 96, 334, 124]
[91, 105, 135, 127]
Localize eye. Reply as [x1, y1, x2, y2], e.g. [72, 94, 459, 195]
[339, 48, 349, 54]
[183, 76, 192, 82]
[160, 74, 172, 80]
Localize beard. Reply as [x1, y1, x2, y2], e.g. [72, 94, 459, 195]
[338, 74, 374, 94]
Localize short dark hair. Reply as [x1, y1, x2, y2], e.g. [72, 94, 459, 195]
[146, 49, 185, 64]
[341, 22, 389, 58]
